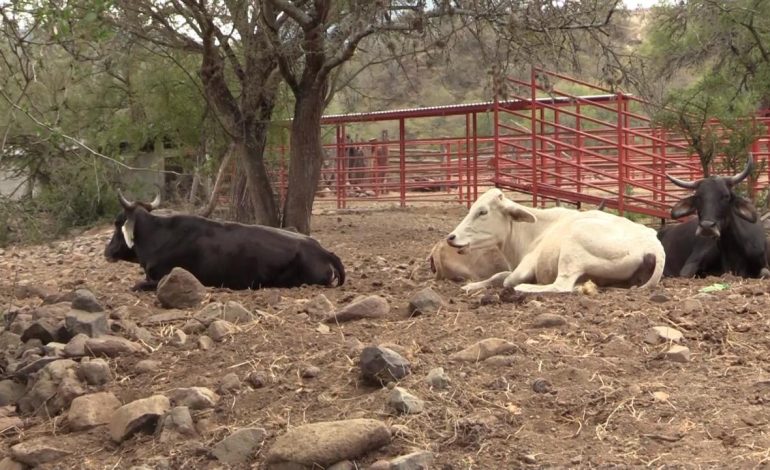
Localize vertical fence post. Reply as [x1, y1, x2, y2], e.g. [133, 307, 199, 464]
[661, 128, 667, 208]
[530, 67, 539, 207]
[616, 93, 625, 215]
[399, 117, 406, 208]
[472, 111, 479, 201]
[444, 142, 451, 194]
[335, 126, 342, 209]
[457, 140, 463, 203]
[493, 88, 500, 189]
[576, 102, 582, 195]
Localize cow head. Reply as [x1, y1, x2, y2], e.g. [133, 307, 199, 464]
[447, 188, 536, 250]
[666, 155, 757, 238]
[104, 191, 160, 263]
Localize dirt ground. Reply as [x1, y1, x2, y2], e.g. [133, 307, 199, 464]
[3, 204, 770, 469]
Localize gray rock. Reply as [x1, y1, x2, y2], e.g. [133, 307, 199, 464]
[181, 319, 206, 334]
[368, 460, 391, 470]
[170, 329, 187, 346]
[208, 320, 235, 342]
[11, 356, 61, 378]
[360, 346, 411, 385]
[198, 335, 214, 350]
[645, 326, 684, 345]
[156, 268, 206, 309]
[212, 427, 267, 465]
[143, 310, 189, 325]
[304, 294, 335, 319]
[159, 406, 196, 442]
[649, 292, 670, 303]
[43, 342, 66, 357]
[407, 288, 445, 315]
[450, 338, 516, 362]
[109, 395, 171, 442]
[219, 373, 241, 394]
[0, 331, 21, 352]
[326, 295, 390, 323]
[10, 438, 72, 466]
[425, 367, 450, 390]
[65, 310, 109, 338]
[389, 387, 424, 414]
[531, 313, 567, 328]
[664, 345, 691, 363]
[63, 333, 90, 357]
[68, 392, 121, 431]
[301, 366, 320, 379]
[0, 380, 25, 406]
[167, 387, 219, 410]
[134, 360, 161, 374]
[0, 457, 24, 470]
[20, 318, 63, 345]
[71, 289, 103, 312]
[246, 372, 267, 389]
[265, 419, 391, 468]
[77, 358, 112, 385]
[222, 301, 254, 324]
[83, 335, 145, 357]
[17, 359, 82, 416]
[680, 298, 702, 314]
[391, 450, 434, 470]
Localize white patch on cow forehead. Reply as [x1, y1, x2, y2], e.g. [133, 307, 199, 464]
[121, 218, 135, 249]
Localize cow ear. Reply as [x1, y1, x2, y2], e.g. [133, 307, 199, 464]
[504, 203, 537, 223]
[734, 196, 759, 223]
[671, 196, 697, 219]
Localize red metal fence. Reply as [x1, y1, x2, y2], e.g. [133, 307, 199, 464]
[261, 67, 770, 218]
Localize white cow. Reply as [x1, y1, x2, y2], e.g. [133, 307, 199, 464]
[428, 240, 511, 282]
[448, 189, 665, 293]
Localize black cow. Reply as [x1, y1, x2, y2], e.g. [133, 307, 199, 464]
[659, 155, 768, 278]
[104, 192, 345, 291]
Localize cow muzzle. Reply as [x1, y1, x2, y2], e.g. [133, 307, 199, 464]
[696, 220, 720, 238]
[446, 233, 469, 249]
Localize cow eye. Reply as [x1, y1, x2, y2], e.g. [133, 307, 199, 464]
[477, 209, 488, 217]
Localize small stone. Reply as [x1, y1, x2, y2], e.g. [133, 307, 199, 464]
[328, 461, 355, 470]
[390, 450, 434, 470]
[450, 338, 516, 362]
[156, 267, 206, 309]
[479, 292, 500, 306]
[181, 319, 206, 334]
[43, 342, 66, 357]
[302, 366, 320, 379]
[144, 310, 189, 325]
[170, 329, 187, 346]
[521, 454, 538, 464]
[198, 335, 214, 350]
[326, 295, 390, 323]
[484, 355, 516, 367]
[680, 298, 702, 314]
[425, 367, 450, 390]
[532, 378, 552, 394]
[212, 427, 267, 465]
[10, 439, 72, 466]
[109, 395, 170, 442]
[407, 288, 444, 315]
[664, 345, 691, 363]
[530, 313, 567, 328]
[63, 333, 89, 357]
[159, 406, 196, 442]
[65, 310, 109, 338]
[0, 457, 24, 470]
[265, 419, 391, 468]
[304, 294, 335, 319]
[389, 387, 424, 414]
[135, 360, 161, 374]
[167, 387, 219, 410]
[360, 346, 411, 385]
[71, 289, 103, 312]
[68, 392, 121, 431]
[219, 373, 241, 394]
[20, 319, 63, 345]
[0, 380, 25, 406]
[77, 358, 112, 385]
[369, 460, 391, 470]
[208, 320, 235, 342]
[84, 335, 145, 357]
[649, 292, 670, 303]
[222, 301, 254, 324]
[644, 326, 684, 345]
[246, 372, 267, 388]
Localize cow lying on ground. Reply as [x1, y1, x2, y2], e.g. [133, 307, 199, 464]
[659, 155, 768, 278]
[449, 189, 665, 293]
[428, 240, 510, 282]
[104, 192, 345, 291]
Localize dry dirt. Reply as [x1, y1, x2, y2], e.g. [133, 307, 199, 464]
[3, 204, 770, 469]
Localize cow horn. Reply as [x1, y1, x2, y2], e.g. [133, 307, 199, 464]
[665, 173, 701, 190]
[727, 153, 754, 186]
[149, 193, 161, 210]
[117, 190, 135, 210]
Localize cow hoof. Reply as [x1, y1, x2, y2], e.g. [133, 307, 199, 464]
[462, 282, 485, 293]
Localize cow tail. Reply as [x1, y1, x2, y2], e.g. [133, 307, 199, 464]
[328, 251, 346, 286]
[640, 242, 666, 290]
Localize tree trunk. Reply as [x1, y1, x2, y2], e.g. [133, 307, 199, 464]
[236, 124, 279, 226]
[199, 144, 233, 218]
[282, 85, 325, 234]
